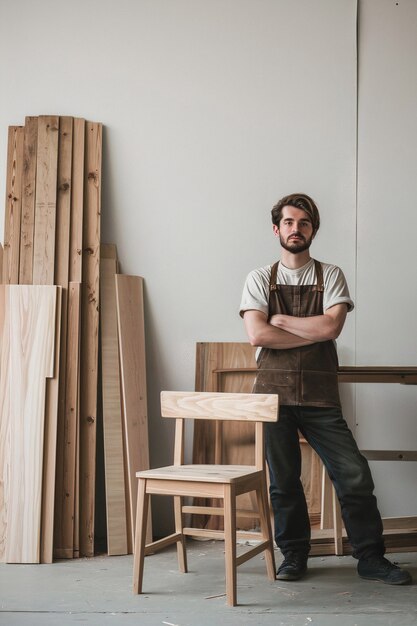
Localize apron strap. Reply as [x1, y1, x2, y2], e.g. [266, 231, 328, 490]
[314, 259, 324, 292]
[269, 261, 279, 291]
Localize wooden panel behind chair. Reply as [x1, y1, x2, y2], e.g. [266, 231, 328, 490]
[133, 391, 279, 607]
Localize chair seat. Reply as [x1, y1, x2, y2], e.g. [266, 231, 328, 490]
[136, 464, 262, 484]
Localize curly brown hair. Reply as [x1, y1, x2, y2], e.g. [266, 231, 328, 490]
[271, 193, 320, 233]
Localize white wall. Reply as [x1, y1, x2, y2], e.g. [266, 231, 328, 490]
[356, 0, 417, 515]
[7, 0, 411, 536]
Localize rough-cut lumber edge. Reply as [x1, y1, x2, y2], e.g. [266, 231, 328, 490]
[3, 126, 24, 285]
[53, 117, 73, 558]
[41, 287, 62, 563]
[79, 121, 102, 557]
[19, 117, 38, 284]
[5, 285, 57, 563]
[115, 274, 152, 549]
[32, 116, 59, 285]
[100, 245, 128, 555]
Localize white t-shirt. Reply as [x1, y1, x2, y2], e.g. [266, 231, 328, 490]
[239, 258, 354, 318]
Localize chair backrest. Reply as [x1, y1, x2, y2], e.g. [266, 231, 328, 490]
[161, 391, 279, 469]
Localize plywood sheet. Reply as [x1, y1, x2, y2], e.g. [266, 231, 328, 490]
[115, 274, 152, 549]
[0, 285, 57, 563]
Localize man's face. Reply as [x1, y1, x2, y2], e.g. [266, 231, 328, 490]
[273, 205, 315, 254]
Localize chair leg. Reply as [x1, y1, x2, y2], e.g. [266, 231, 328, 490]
[223, 483, 237, 607]
[255, 481, 276, 580]
[133, 478, 149, 594]
[174, 495, 187, 573]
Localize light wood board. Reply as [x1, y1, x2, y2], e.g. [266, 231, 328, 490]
[100, 246, 128, 555]
[19, 117, 38, 285]
[53, 116, 73, 558]
[1, 285, 57, 563]
[54, 282, 81, 558]
[115, 274, 152, 549]
[79, 122, 102, 557]
[32, 116, 59, 285]
[3, 126, 24, 285]
[41, 287, 62, 563]
[0, 286, 10, 561]
[69, 118, 84, 283]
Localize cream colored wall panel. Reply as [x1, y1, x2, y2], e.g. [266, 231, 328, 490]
[356, 0, 417, 515]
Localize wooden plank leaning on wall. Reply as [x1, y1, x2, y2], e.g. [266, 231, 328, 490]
[1, 285, 58, 563]
[3, 126, 24, 285]
[100, 244, 128, 556]
[52, 116, 73, 560]
[32, 116, 59, 285]
[67, 117, 85, 559]
[79, 122, 102, 557]
[115, 274, 152, 550]
[19, 116, 38, 285]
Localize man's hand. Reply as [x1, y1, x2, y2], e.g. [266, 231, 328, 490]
[269, 303, 348, 342]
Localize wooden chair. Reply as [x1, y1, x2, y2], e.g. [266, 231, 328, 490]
[132, 390, 279, 606]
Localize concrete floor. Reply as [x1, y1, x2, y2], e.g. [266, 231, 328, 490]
[0, 541, 416, 626]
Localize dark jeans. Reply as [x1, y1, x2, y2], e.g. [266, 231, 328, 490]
[265, 405, 385, 560]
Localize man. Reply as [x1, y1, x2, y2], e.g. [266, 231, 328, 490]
[240, 193, 411, 585]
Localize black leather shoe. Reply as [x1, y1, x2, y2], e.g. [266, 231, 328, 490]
[276, 552, 308, 581]
[358, 556, 412, 585]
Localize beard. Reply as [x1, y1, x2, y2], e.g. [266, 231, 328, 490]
[279, 233, 313, 254]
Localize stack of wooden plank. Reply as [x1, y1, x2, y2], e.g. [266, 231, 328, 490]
[0, 116, 151, 563]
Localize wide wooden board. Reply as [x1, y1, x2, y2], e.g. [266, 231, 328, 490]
[2, 286, 57, 563]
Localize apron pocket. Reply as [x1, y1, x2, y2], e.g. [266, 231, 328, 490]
[301, 370, 340, 406]
[253, 369, 297, 404]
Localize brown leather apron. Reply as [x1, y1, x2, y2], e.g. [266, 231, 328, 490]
[253, 259, 341, 407]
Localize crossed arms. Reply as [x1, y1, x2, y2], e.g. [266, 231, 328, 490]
[243, 303, 348, 350]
